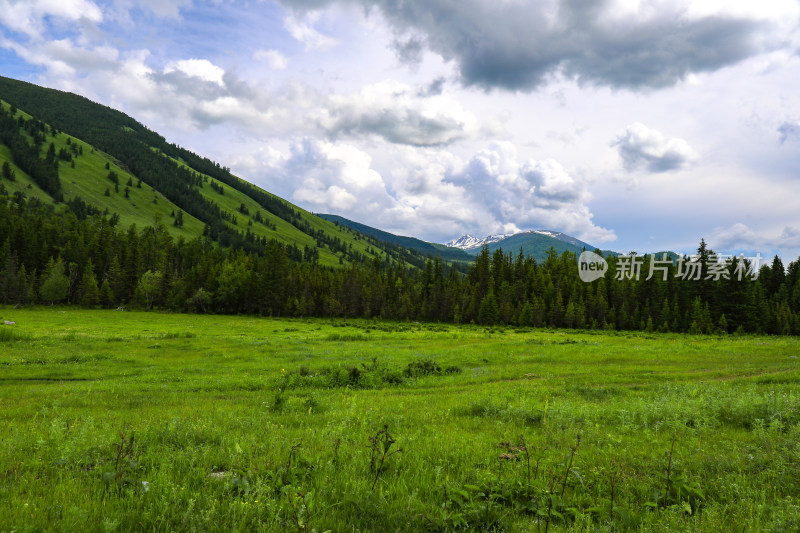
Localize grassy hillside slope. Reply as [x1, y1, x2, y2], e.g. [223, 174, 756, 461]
[0, 101, 204, 238]
[162, 151, 419, 267]
[0, 77, 435, 268]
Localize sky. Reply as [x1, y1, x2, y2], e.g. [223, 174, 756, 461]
[1, 0, 800, 259]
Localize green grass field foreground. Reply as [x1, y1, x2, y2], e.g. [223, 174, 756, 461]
[1, 309, 798, 532]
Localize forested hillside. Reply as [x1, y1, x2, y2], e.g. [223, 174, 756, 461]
[0, 77, 438, 269]
[1, 196, 798, 333]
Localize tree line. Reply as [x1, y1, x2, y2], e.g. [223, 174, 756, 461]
[1, 195, 798, 334]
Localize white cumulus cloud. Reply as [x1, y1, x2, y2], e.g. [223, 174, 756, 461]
[0, 0, 103, 38]
[321, 80, 479, 146]
[613, 122, 698, 173]
[164, 59, 226, 86]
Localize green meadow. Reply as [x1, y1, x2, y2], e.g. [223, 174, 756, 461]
[1, 308, 798, 532]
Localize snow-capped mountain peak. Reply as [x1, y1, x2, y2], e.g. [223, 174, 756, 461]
[484, 232, 517, 244]
[445, 234, 484, 249]
[445, 232, 519, 250]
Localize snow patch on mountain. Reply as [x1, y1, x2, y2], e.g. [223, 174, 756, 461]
[445, 235, 483, 249]
[446, 231, 519, 250]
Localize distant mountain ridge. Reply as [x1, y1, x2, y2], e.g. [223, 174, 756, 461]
[446, 230, 617, 261]
[446, 230, 597, 251]
[318, 214, 474, 263]
[445, 233, 516, 250]
[315, 216, 619, 264]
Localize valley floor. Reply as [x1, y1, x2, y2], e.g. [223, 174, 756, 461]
[0, 308, 798, 531]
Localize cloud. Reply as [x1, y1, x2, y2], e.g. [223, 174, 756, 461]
[164, 59, 225, 86]
[320, 80, 479, 146]
[109, 0, 191, 20]
[778, 120, 800, 143]
[280, 0, 797, 91]
[0, 35, 121, 77]
[453, 142, 615, 242]
[710, 222, 800, 252]
[254, 49, 289, 70]
[522, 159, 583, 203]
[391, 35, 424, 66]
[284, 11, 338, 51]
[613, 122, 698, 173]
[248, 140, 481, 239]
[239, 139, 615, 244]
[0, 0, 103, 38]
[142, 65, 313, 131]
[276, 139, 392, 211]
[6, 21, 477, 146]
[23, 47, 290, 134]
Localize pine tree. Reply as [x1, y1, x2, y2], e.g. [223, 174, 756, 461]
[0, 253, 18, 304]
[478, 287, 499, 325]
[107, 255, 126, 303]
[519, 301, 533, 326]
[45, 143, 56, 166]
[16, 264, 29, 304]
[2, 161, 15, 181]
[99, 279, 115, 308]
[718, 313, 729, 334]
[689, 297, 713, 334]
[79, 259, 100, 307]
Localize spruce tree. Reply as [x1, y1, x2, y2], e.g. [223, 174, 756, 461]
[478, 287, 499, 325]
[99, 279, 115, 308]
[79, 259, 100, 307]
[107, 255, 126, 303]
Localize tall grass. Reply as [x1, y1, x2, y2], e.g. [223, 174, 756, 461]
[0, 327, 28, 342]
[0, 308, 798, 531]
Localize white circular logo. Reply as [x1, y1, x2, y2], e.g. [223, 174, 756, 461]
[578, 251, 608, 282]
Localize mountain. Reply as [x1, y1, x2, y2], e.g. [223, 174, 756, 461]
[445, 234, 484, 250]
[318, 214, 474, 263]
[446, 229, 616, 262]
[446, 232, 517, 250]
[0, 76, 440, 269]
